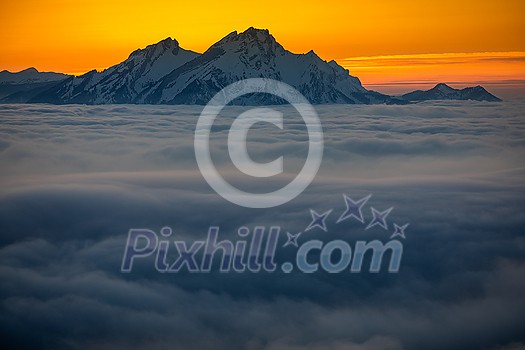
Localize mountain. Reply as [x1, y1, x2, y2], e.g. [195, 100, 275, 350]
[0, 67, 69, 85]
[141, 28, 400, 105]
[2, 27, 403, 105]
[30, 38, 199, 104]
[0, 68, 70, 102]
[401, 83, 501, 102]
[1, 29, 501, 105]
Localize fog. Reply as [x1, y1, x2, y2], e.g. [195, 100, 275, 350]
[1, 101, 524, 350]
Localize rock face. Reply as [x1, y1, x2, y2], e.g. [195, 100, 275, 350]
[2, 28, 403, 105]
[401, 83, 501, 102]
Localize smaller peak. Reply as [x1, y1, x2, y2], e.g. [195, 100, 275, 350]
[243, 27, 270, 34]
[433, 83, 455, 91]
[22, 67, 39, 73]
[157, 37, 179, 46]
[215, 27, 278, 48]
[465, 85, 489, 93]
[303, 50, 321, 61]
[80, 69, 98, 77]
[129, 37, 180, 58]
[150, 37, 179, 50]
[305, 50, 318, 57]
[239, 27, 274, 41]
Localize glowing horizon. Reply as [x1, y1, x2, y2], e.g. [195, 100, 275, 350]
[339, 51, 525, 98]
[1, 0, 524, 97]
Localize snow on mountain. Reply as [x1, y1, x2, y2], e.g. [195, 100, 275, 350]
[402, 83, 501, 102]
[0, 68, 70, 102]
[143, 27, 399, 105]
[0, 68, 69, 85]
[7, 28, 501, 105]
[19, 28, 404, 105]
[31, 38, 199, 104]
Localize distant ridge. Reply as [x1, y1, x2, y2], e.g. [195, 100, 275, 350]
[0, 67, 69, 85]
[0, 29, 501, 105]
[401, 83, 501, 102]
[0, 68, 70, 102]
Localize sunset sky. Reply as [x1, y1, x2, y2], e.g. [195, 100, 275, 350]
[1, 0, 524, 97]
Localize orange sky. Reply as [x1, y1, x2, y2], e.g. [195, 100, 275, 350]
[340, 51, 525, 98]
[1, 0, 524, 96]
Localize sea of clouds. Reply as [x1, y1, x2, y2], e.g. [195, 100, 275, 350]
[0, 101, 524, 350]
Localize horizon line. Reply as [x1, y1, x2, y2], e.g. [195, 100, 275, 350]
[2, 48, 524, 77]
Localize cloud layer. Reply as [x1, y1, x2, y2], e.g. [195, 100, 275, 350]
[1, 101, 524, 350]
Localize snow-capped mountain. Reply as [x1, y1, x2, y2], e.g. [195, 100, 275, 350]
[142, 28, 399, 105]
[30, 38, 199, 104]
[20, 27, 402, 105]
[402, 83, 501, 102]
[0, 68, 68, 85]
[1, 28, 501, 105]
[0, 68, 70, 102]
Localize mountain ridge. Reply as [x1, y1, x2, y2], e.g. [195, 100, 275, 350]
[401, 83, 502, 102]
[0, 68, 69, 85]
[0, 28, 501, 105]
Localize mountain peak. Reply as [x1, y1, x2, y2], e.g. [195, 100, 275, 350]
[432, 83, 455, 92]
[22, 67, 39, 73]
[0, 67, 69, 86]
[129, 37, 180, 59]
[403, 83, 501, 102]
[471, 85, 485, 91]
[0, 67, 39, 74]
[305, 49, 320, 58]
[217, 27, 277, 46]
[157, 37, 179, 47]
[243, 26, 271, 37]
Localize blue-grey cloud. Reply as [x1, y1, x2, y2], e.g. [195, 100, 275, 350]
[0, 101, 524, 350]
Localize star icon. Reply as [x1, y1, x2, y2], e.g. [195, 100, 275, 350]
[283, 232, 301, 247]
[337, 194, 372, 224]
[366, 207, 393, 230]
[390, 223, 409, 239]
[305, 209, 332, 232]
